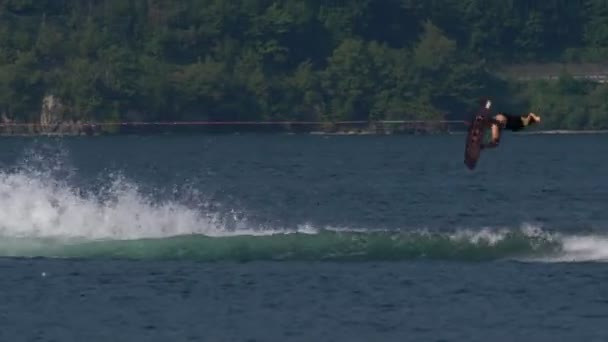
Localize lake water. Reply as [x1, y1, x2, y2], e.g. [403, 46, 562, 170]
[0, 133, 607, 341]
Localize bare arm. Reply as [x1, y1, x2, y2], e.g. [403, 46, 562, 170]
[481, 119, 501, 149]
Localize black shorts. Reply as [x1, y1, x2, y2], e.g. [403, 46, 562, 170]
[503, 114, 524, 131]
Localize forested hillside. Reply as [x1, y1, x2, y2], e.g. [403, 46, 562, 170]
[1, 0, 608, 131]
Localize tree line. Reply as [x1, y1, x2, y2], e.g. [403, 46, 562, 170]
[1, 0, 608, 131]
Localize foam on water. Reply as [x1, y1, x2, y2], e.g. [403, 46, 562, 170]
[533, 235, 608, 262]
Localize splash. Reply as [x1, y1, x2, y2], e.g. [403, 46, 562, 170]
[0, 170, 221, 239]
[0, 143, 264, 240]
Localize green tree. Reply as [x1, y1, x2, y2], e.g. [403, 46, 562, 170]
[0, 0, 606, 131]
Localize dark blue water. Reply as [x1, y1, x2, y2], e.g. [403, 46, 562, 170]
[0, 133, 607, 341]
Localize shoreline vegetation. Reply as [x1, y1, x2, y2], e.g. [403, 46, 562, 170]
[3, 130, 608, 137]
[2, 1, 608, 135]
[0, 120, 456, 136]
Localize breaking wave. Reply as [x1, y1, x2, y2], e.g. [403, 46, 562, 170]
[0, 225, 606, 262]
[0, 144, 605, 262]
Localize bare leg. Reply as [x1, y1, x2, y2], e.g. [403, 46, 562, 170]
[521, 112, 541, 126]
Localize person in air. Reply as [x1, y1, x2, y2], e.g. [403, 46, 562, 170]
[476, 99, 541, 149]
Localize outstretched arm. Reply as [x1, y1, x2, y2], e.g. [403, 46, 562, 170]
[481, 120, 501, 149]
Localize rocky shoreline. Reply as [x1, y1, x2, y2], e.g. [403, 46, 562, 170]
[0, 121, 459, 136]
[0, 124, 451, 136]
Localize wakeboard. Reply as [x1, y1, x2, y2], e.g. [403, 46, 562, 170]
[464, 99, 492, 170]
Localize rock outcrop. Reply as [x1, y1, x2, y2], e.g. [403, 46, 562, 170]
[39, 95, 94, 135]
[40, 95, 64, 134]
